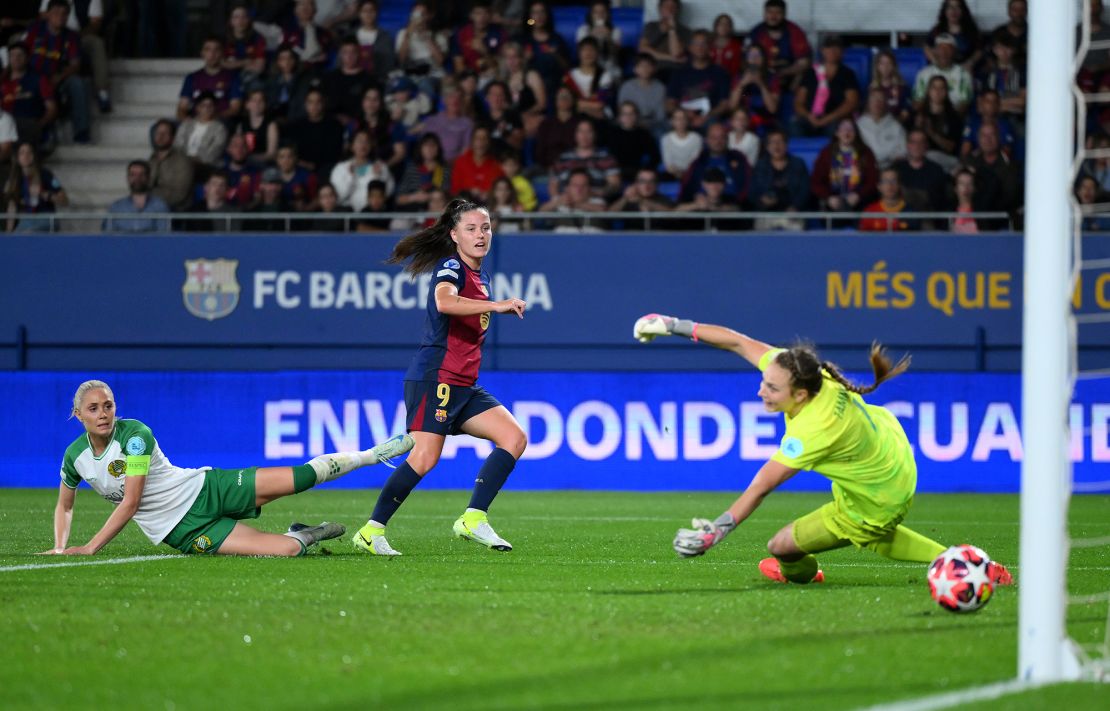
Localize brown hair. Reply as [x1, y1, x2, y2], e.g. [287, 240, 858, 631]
[774, 342, 910, 397]
[387, 198, 488, 274]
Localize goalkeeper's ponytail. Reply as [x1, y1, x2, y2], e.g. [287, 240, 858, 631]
[387, 198, 489, 274]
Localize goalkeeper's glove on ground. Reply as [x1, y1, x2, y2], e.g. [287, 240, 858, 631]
[673, 512, 737, 557]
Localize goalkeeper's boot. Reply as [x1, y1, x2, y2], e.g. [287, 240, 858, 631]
[286, 521, 346, 547]
[453, 509, 512, 551]
[988, 561, 1013, 586]
[352, 523, 402, 556]
[361, 433, 415, 467]
[758, 557, 825, 584]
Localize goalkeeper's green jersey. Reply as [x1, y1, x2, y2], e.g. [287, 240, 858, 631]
[60, 419, 207, 544]
[759, 349, 917, 531]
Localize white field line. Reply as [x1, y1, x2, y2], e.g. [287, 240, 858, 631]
[0, 554, 183, 573]
[855, 679, 1036, 711]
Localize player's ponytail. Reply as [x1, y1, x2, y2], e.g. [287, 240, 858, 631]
[70, 380, 114, 419]
[822, 342, 911, 396]
[387, 198, 488, 274]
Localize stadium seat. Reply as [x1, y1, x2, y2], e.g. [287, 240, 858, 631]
[842, 46, 873, 87]
[553, 6, 586, 59]
[378, 6, 411, 35]
[612, 7, 643, 49]
[532, 175, 551, 206]
[657, 180, 681, 201]
[789, 136, 828, 172]
[894, 47, 928, 87]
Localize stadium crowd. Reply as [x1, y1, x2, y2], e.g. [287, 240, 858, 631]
[0, 0, 1101, 232]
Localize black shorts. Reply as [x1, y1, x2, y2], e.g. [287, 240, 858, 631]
[404, 380, 503, 436]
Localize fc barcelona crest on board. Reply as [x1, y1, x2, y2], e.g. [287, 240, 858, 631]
[183, 259, 241, 321]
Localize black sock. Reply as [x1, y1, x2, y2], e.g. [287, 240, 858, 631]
[467, 448, 517, 512]
[369, 462, 423, 526]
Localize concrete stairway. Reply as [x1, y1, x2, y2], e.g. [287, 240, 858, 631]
[48, 58, 195, 218]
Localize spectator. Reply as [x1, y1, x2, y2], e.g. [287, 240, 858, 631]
[660, 108, 703, 179]
[0, 106, 15, 184]
[608, 101, 661, 183]
[639, 0, 691, 78]
[992, 0, 1027, 68]
[385, 76, 430, 135]
[354, 0, 395, 78]
[103, 160, 170, 233]
[306, 182, 353, 231]
[223, 4, 267, 88]
[482, 80, 524, 154]
[395, 2, 448, 96]
[243, 168, 289, 232]
[564, 37, 614, 122]
[858, 87, 907, 169]
[421, 187, 448, 226]
[534, 85, 579, 169]
[892, 129, 950, 214]
[1083, 133, 1110, 193]
[275, 143, 318, 210]
[281, 0, 334, 70]
[750, 127, 810, 228]
[962, 121, 1023, 215]
[960, 89, 1017, 159]
[329, 128, 393, 210]
[618, 53, 667, 135]
[263, 45, 312, 122]
[222, 133, 259, 207]
[0, 43, 57, 149]
[575, 1, 623, 84]
[395, 132, 451, 212]
[859, 168, 912, 232]
[1076, 174, 1110, 231]
[952, 167, 985, 233]
[925, 0, 981, 72]
[911, 75, 963, 172]
[184, 170, 238, 233]
[283, 88, 345, 176]
[870, 49, 910, 126]
[791, 35, 860, 138]
[148, 118, 195, 212]
[811, 118, 878, 212]
[456, 69, 484, 120]
[4, 140, 66, 232]
[313, 0, 358, 31]
[230, 89, 279, 166]
[497, 41, 546, 136]
[537, 167, 607, 231]
[911, 33, 973, 114]
[355, 179, 391, 232]
[452, 1, 506, 75]
[976, 32, 1025, 128]
[609, 167, 675, 230]
[500, 150, 536, 211]
[175, 92, 229, 172]
[549, 117, 620, 199]
[24, 0, 90, 143]
[727, 43, 781, 132]
[727, 107, 760, 169]
[709, 13, 743, 78]
[666, 30, 731, 130]
[748, 0, 811, 90]
[414, 85, 474, 162]
[675, 166, 742, 216]
[488, 175, 524, 232]
[360, 85, 408, 172]
[322, 36, 376, 126]
[680, 121, 751, 203]
[517, 1, 571, 97]
[178, 35, 243, 122]
[37, 0, 111, 113]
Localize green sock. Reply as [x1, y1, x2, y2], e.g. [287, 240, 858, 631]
[779, 554, 819, 583]
[292, 465, 316, 493]
[867, 525, 946, 563]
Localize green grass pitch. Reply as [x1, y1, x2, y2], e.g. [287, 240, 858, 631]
[1, 489, 1107, 710]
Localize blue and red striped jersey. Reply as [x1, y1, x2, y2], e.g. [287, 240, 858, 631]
[404, 255, 491, 386]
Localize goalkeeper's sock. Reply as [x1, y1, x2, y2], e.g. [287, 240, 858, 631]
[467, 448, 517, 511]
[866, 525, 946, 563]
[778, 554, 821, 584]
[369, 462, 423, 525]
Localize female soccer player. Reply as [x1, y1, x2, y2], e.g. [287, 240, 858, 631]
[42, 380, 413, 557]
[352, 199, 528, 556]
[633, 314, 1012, 585]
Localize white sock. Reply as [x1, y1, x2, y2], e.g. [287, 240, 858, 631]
[307, 452, 362, 484]
[367, 519, 386, 530]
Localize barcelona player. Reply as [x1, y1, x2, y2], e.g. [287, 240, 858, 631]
[42, 380, 413, 557]
[633, 314, 1012, 585]
[353, 199, 528, 556]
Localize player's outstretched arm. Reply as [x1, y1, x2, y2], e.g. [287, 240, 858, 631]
[633, 313, 773, 368]
[435, 283, 526, 318]
[64, 474, 147, 555]
[38, 483, 76, 555]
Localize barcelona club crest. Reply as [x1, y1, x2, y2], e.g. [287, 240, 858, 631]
[183, 259, 240, 321]
[435, 408, 448, 423]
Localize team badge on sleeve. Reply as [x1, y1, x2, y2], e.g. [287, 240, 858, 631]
[444, 259, 460, 269]
[125, 436, 147, 455]
[781, 437, 805, 458]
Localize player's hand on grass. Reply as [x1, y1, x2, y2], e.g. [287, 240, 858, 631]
[35, 548, 64, 555]
[61, 545, 95, 556]
[633, 314, 696, 343]
[673, 512, 736, 557]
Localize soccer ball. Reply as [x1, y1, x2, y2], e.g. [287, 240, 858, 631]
[927, 544, 995, 613]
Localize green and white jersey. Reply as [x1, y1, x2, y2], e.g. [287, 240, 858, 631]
[59, 419, 207, 544]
